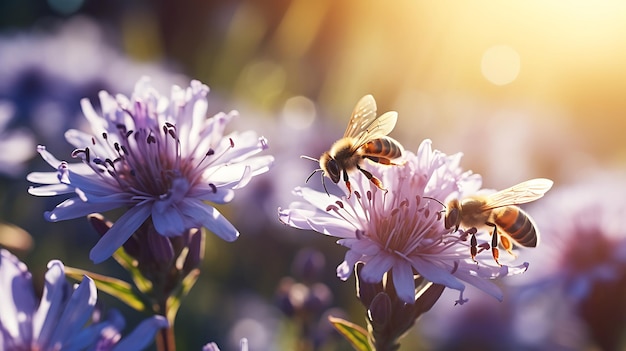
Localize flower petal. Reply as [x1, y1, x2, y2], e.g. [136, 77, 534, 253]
[0, 249, 37, 346]
[392, 260, 419, 304]
[111, 315, 168, 351]
[45, 197, 124, 222]
[32, 260, 69, 347]
[179, 199, 239, 242]
[410, 256, 465, 292]
[359, 254, 395, 283]
[89, 204, 152, 263]
[47, 276, 97, 347]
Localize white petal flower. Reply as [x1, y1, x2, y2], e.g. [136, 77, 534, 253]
[279, 139, 527, 304]
[28, 77, 274, 263]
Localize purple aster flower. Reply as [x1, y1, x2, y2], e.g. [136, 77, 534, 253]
[0, 249, 167, 350]
[279, 139, 528, 305]
[203, 338, 248, 351]
[0, 17, 186, 153]
[27, 77, 273, 263]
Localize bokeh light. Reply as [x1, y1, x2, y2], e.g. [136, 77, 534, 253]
[481, 45, 521, 86]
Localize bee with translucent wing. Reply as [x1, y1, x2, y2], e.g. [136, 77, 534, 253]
[304, 95, 404, 197]
[444, 178, 554, 265]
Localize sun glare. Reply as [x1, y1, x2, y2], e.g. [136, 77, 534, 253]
[481, 45, 521, 86]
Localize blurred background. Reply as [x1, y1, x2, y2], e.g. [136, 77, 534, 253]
[1, 1, 626, 350]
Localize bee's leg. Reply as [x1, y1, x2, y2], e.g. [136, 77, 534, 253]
[365, 155, 393, 165]
[499, 235, 517, 258]
[470, 231, 478, 262]
[343, 169, 352, 198]
[486, 222, 501, 266]
[356, 164, 387, 192]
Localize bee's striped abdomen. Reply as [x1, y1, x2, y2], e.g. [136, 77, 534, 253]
[360, 137, 403, 162]
[493, 206, 538, 247]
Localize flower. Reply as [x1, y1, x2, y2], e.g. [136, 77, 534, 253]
[0, 249, 168, 350]
[0, 17, 186, 151]
[27, 77, 273, 263]
[279, 139, 528, 305]
[509, 173, 626, 351]
[203, 338, 248, 351]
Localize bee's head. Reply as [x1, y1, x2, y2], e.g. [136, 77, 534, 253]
[445, 199, 461, 230]
[320, 152, 340, 184]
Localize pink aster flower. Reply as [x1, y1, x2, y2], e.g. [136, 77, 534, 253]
[279, 139, 527, 305]
[27, 77, 273, 263]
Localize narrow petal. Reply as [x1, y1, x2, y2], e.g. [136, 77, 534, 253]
[36, 145, 64, 168]
[178, 199, 239, 241]
[27, 171, 66, 185]
[45, 197, 124, 222]
[453, 268, 504, 301]
[111, 316, 168, 351]
[189, 186, 234, 204]
[336, 249, 362, 280]
[0, 249, 37, 345]
[410, 256, 465, 292]
[279, 207, 355, 238]
[392, 260, 418, 304]
[32, 260, 69, 347]
[359, 254, 395, 283]
[47, 276, 97, 347]
[89, 204, 152, 263]
[28, 183, 75, 196]
[152, 204, 185, 237]
[67, 172, 125, 198]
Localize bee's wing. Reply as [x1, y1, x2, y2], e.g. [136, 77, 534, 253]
[343, 95, 398, 149]
[481, 178, 554, 210]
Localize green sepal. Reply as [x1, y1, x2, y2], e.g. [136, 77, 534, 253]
[165, 268, 200, 324]
[328, 315, 373, 351]
[112, 246, 153, 294]
[64, 266, 149, 312]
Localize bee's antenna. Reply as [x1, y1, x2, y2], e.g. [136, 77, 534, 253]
[423, 196, 446, 210]
[320, 171, 330, 196]
[300, 155, 319, 163]
[306, 169, 322, 183]
[300, 155, 330, 196]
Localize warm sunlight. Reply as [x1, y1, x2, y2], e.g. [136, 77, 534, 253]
[481, 45, 521, 86]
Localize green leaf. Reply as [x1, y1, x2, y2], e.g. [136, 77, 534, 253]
[328, 315, 372, 351]
[112, 246, 153, 294]
[165, 268, 200, 325]
[64, 266, 148, 312]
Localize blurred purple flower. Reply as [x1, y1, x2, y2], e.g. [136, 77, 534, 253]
[279, 139, 528, 305]
[0, 17, 186, 151]
[0, 249, 167, 350]
[203, 338, 248, 351]
[519, 174, 626, 297]
[27, 77, 273, 263]
[511, 174, 626, 350]
[0, 101, 35, 177]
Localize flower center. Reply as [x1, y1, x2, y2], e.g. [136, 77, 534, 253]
[327, 188, 456, 257]
[70, 108, 232, 201]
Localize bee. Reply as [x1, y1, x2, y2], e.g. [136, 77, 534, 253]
[304, 94, 404, 196]
[444, 178, 553, 265]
